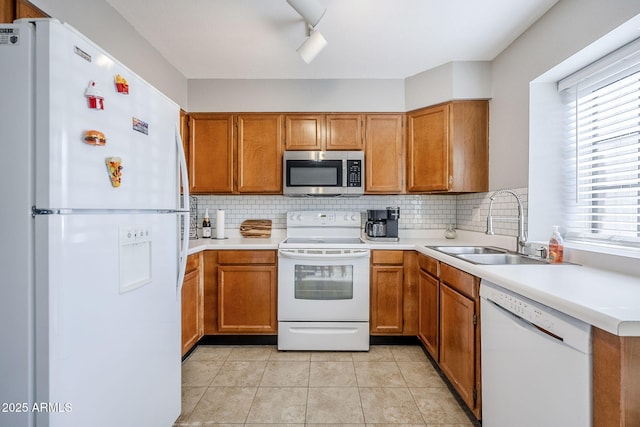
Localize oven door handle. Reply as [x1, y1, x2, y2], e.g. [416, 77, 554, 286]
[278, 249, 370, 261]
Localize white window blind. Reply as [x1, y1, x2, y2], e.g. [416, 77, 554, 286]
[559, 38, 640, 248]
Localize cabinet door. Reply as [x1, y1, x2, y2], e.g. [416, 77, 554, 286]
[285, 114, 324, 150]
[406, 104, 450, 192]
[365, 114, 404, 193]
[418, 269, 439, 361]
[16, 0, 47, 18]
[439, 283, 476, 410]
[218, 265, 277, 333]
[188, 114, 234, 193]
[370, 265, 404, 334]
[181, 268, 202, 356]
[236, 114, 283, 193]
[449, 101, 489, 193]
[326, 114, 363, 150]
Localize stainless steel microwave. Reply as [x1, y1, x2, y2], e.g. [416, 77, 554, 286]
[283, 151, 364, 196]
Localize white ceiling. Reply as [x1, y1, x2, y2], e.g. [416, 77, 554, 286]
[105, 0, 559, 80]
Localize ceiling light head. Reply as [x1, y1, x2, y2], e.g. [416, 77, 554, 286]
[297, 30, 327, 63]
[287, 0, 326, 27]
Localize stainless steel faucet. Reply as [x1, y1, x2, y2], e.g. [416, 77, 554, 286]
[486, 189, 527, 254]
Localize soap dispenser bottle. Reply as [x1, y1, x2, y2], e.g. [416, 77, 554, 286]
[548, 225, 564, 263]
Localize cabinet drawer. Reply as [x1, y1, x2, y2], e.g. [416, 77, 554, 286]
[418, 253, 439, 277]
[371, 250, 404, 265]
[185, 253, 200, 273]
[440, 263, 478, 299]
[218, 250, 276, 265]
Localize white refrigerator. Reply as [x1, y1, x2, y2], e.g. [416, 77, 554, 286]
[0, 18, 190, 427]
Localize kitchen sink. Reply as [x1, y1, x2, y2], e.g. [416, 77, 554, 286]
[429, 246, 507, 255]
[456, 253, 548, 265]
[427, 246, 549, 265]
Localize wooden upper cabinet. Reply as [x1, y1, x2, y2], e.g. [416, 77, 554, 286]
[2, 0, 48, 22]
[188, 113, 234, 194]
[236, 114, 283, 193]
[325, 114, 363, 150]
[407, 104, 450, 192]
[285, 114, 324, 150]
[285, 113, 365, 151]
[407, 100, 488, 193]
[365, 114, 404, 193]
[16, 0, 46, 18]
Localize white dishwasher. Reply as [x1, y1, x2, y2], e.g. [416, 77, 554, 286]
[480, 280, 592, 427]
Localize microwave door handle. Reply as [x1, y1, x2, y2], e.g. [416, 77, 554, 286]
[342, 158, 348, 188]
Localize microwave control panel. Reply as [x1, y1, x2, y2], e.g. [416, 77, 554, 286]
[347, 160, 362, 187]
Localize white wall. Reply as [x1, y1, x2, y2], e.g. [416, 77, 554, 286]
[404, 61, 492, 111]
[489, 0, 640, 189]
[29, 0, 188, 107]
[188, 61, 491, 112]
[187, 79, 405, 112]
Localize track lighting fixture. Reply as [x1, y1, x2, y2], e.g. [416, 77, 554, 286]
[286, 0, 326, 27]
[287, 0, 327, 63]
[297, 29, 327, 64]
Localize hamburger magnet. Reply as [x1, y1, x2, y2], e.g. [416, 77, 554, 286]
[83, 130, 106, 146]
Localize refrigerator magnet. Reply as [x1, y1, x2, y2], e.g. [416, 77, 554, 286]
[105, 157, 123, 187]
[114, 74, 129, 94]
[132, 117, 149, 135]
[85, 80, 104, 109]
[83, 130, 106, 146]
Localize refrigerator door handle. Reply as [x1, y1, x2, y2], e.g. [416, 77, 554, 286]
[176, 126, 190, 293]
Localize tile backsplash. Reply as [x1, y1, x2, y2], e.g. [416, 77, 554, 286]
[192, 187, 528, 237]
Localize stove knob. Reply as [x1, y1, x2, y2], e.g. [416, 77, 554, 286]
[351, 214, 358, 221]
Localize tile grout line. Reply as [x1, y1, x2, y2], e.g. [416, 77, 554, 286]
[242, 348, 269, 425]
[352, 356, 367, 424]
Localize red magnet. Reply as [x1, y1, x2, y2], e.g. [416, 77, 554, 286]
[114, 74, 129, 94]
[85, 80, 104, 110]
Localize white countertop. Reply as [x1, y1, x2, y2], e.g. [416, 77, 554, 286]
[187, 229, 640, 337]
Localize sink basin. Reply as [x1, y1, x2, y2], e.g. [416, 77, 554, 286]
[456, 253, 548, 265]
[429, 246, 507, 255]
[427, 245, 549, 265]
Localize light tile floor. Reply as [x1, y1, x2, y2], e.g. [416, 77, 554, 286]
[174, 345, 477, 426]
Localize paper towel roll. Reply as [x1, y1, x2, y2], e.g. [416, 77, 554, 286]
[216, 209, 225, 239]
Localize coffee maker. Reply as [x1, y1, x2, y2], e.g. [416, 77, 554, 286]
[365, 207, 400, 242]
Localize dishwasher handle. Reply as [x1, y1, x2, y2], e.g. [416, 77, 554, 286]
[485, 297, 565, 343]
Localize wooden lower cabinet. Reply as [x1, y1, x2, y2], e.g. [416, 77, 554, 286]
[202, 250, 277, 335]
[417, 254, 439, 361]
[181, 253, 203, 356]
[439, 263, 481, 418]
[218, 264, 277, 333]
[593, 327, 640, 426]
[370, 250, 418, 335]
[439, 283, 477, 410]
[415, 255, 481, 419]
[370, 263, 404, 334]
